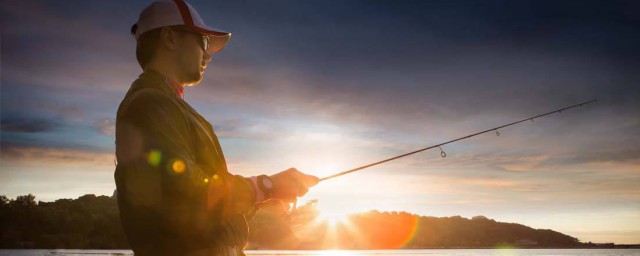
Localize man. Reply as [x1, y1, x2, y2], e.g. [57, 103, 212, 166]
[114, 1, 319, 255]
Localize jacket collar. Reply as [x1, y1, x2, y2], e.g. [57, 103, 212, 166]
[138, 69, 184, 99]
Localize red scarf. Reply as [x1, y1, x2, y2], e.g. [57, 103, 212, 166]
[166, 77, 184, 99]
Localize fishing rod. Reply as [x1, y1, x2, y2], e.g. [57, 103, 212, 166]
[319, 99, 597, 182]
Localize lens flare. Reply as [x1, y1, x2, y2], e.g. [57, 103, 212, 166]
[171, 159, 186, 174]
[146, 149, 162, 166]
[350, 212, 420, 249]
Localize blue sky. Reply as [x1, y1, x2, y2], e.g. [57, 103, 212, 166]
[1, 0, 639, 244]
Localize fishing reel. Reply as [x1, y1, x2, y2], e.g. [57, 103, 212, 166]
[251, 198, 305, 225]
[277, 199, 319, 226]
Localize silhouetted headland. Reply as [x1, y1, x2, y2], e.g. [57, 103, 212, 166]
[0, 194, 637, 249]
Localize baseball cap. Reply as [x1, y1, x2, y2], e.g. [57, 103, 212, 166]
[133, 0, 231, 54]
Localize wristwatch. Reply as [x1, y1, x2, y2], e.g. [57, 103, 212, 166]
[257, 175, 273, 199]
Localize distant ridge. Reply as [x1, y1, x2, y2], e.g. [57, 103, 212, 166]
[0, 194, 635, 249]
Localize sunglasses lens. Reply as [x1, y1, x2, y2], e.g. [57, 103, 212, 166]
[172, 28, 208, 51]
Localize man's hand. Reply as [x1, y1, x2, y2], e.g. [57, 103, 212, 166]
[270, 167, 319, 203]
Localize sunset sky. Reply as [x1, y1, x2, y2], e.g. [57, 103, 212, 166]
[1, 0, 639, 244]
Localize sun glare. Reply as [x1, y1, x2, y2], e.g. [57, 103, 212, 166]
[313, 163, 342, 180]
[317, 209, 349, 225]
[317, 250, 353, 256]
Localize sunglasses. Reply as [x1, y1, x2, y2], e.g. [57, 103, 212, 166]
[170, 28, 209, 52]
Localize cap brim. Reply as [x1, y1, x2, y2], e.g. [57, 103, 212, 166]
[206, 33, 231, 54]
[188, 24, 231, 54]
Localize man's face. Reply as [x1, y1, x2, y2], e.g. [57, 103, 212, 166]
[173, 28, 212, 86]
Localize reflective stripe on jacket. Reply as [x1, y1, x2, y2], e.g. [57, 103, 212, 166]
[115, 69, 255, 255]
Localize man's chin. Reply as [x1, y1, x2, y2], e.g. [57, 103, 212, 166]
[184, 72, 203, 86]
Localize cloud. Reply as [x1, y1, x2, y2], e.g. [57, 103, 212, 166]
[458, 178, 520, 188]
[431, 198, 506, 206]
[0, 0, 141, 104]
[0, 118, 60, 133]
[539, 148, 640, 167]
[0, 144, 115, 166]
[213, 118, 278, 140]
[32, 102, 84, 123]
[191, 50, 637, 150]
[93, 118, 115, 137]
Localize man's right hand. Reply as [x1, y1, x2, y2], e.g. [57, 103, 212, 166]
[270, 167, 319, 203]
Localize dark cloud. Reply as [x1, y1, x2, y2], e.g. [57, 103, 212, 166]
[0, 118, 60, 133]
[175, 0, 640, 142]
[0, 142, 114, 166]
[3, 0, 637, 164]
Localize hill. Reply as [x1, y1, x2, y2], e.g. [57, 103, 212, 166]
[0, 194, 622, 249]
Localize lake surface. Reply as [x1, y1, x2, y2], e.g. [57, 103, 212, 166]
[1, 249, 639, 256]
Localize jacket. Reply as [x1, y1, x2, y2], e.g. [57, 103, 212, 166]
[114, 69, 256, 255]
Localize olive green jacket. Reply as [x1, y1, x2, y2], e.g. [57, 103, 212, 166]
[114, 69, 255, 255]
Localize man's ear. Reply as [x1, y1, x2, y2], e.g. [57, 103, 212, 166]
[159, 27, 179, 51]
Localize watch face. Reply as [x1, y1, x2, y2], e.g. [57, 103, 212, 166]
[263, 177, 273, 189]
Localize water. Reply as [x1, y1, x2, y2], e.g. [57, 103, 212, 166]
[1, 249, 640, 256]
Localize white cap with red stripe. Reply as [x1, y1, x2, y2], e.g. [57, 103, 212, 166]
[134, 0, 231, 54]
